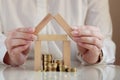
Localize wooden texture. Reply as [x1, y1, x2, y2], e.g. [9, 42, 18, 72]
[54, 14, 72, 39]
[34, 41, 41, 71]
[38, 35, 67, 41]
[63, 41, 71, 67]
[34, 14, 53, 35]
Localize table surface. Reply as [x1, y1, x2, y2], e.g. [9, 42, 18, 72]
[0, 59, 120, 80]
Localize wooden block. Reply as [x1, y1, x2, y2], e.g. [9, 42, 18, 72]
[34, 14, 53, 35]
[34, 41, 41, 71]
[54, 14, 73, 39]
[63, 41, 71, 67]
[38, 35, 67, 41]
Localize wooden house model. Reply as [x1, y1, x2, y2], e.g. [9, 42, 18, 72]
[34, 14, 72, 71]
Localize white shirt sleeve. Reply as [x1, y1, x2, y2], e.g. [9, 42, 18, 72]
[76, 0, 116, 64]
[0, 33, 7, 64]
[0, 0, 7, 64]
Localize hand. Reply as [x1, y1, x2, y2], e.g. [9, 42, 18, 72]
[4, 27, 36, 66]
[71, 26, 104, 64]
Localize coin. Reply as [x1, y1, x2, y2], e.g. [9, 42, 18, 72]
[62, 65, 68, 72]
[66, 68, 71, 72]
[47, 63, 52, 71]
[53, 60, 63, 65]
[71, 68, 77, 72]
[52, 63, 57, 71]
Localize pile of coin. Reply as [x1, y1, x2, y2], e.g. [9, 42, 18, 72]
[42, 54, 77, 72]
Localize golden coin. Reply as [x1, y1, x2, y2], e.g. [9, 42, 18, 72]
[47, 63, 52, 71]
[62, 65, 68, 72]
[57, 65, 62, 71]
[71, 68, 77, 72]
[52, 63, 57, 68]
[43, 65, 47, 71]
[66, 68, 71, 72]
[53, 60, 63, 65]
[52, 63, 57, 71]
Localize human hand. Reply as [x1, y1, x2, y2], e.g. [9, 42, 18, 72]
[71, 26, 104, 64]
[4, 27, 36, 66]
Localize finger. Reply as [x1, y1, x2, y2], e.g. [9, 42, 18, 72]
[72, 30, 103, 40]
[79, 30, 103, 40]
[78, 42, 101, 53]
[10, 43, 30, 56]
[78, 37, 103, 49]
[10, 31, 36, 41]
[10, 39, 32, 48]
[16, 27, 35, 33]
[71, 26, 79, 30]
[77, 44, 87, 55]
[71, 26, 104, 40]
[71, 30, 79, 37]
[71, 26, 100, 33]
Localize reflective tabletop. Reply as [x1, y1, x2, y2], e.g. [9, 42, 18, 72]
[0, 59, 120, 80]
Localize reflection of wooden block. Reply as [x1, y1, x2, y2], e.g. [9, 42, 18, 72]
[38, 35, 67, 41]
[63, 41, 71, 67]
[34, 41, 41, 71]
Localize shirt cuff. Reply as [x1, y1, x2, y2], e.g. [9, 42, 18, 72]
[76, 52, 88, 65]
[0, 42, 7, 64]
[76, 49, 105, 65]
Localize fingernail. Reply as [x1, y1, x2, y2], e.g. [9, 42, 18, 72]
[71, 31, 79, 35]
[78, 42, 82, 45]
[27, 41, 32, 44]
[72, 27, 78, 30]
[28, 28, 34, 32]
[73, 38, 78, 42]
[33, 35, 37, 41]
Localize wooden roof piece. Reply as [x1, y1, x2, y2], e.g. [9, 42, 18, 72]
[34, 13, 72, 39]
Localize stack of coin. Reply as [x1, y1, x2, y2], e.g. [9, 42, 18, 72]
[47, 63, 52, 71]
[53, 60, 63, 71]
[52, 63, 57, 71]
[42, 54, 77, 72]
[42, 54, 52, 71]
